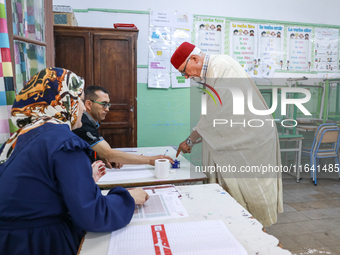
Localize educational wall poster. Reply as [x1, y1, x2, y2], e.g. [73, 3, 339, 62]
[148, 26, 171, 89]
[314, 28, 339, 71]
[229, 22, 257, 72]
[150, 11, 174, 27]
[287, 26, 312, 71]
[170, 28, 192, 87]
[317, 72, 340, 80]
[148, 72, 170, 89]
[195, 16, 225, 54]
[173, 12, 193, 30]
[171, 73, 190, 88]
[170, 28, 191, 73]
[148, 13, 193, 89]
[258, 24, 284, 71]
[148, 42, 171, 59]
[148, 58, 170, 73]
[148, 26, 171, 44]
[150, 11, 193, 30]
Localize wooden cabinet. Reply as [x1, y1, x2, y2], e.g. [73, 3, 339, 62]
[54, 26, 138, 148]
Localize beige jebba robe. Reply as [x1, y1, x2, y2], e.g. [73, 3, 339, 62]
[195, 55, 283, 227]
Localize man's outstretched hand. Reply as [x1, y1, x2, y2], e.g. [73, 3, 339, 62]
[176, 140, 192, 157]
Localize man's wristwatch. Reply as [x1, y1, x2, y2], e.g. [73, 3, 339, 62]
[186, 137, 194, 147]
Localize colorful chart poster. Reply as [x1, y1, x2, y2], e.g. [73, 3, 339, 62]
[287, 26, 312, 71]
[195, 16, 225, 54]
[314, 28, 339, 71]
[230, 22, 257, 71]
[258, 24, 284, 69]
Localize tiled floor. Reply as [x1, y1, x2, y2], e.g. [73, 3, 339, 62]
[266, 171, 340, 255]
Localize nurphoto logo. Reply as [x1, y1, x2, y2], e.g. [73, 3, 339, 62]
[199, 82, 312, 128]
[201, 86, 311, 116]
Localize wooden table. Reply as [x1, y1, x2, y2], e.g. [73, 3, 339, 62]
[97, 146, 207, 189]
[78, 184, 291, 255]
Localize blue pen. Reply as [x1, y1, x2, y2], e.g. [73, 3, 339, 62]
[164, 150, 168, 156]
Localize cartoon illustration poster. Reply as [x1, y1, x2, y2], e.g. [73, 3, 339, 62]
[173, 12, 193, 30]
[230, 22, 257, 72]
[258, 24, 284, 70]
[287, 26, 312, 71]
[314, 28, 339, 71]
[195, 16, 225, 54]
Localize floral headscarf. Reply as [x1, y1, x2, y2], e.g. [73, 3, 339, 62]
[0, 67, 84, 163]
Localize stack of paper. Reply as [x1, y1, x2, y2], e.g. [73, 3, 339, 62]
[108, 220, 248, 255]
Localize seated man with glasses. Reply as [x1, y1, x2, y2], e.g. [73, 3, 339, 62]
[73, 85, 173, 168]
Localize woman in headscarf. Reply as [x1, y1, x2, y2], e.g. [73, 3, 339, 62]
[0, 67, 149, 255]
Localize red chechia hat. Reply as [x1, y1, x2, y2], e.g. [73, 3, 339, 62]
[170, 42, 201, 69]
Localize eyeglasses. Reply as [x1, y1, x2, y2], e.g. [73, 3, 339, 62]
[90, 100, 111, 109]
[180, 57, 190, 77]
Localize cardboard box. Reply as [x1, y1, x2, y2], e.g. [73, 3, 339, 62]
[53, 12, 78, 26]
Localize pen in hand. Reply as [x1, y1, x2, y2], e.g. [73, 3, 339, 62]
[164, 150, 168, 156]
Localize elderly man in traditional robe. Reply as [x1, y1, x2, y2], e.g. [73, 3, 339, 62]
[171, 42, 283, 226]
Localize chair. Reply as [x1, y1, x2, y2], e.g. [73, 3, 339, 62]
[260, 87, 304, 182]
[322, 79, 340, 123]
[278, 89, 304, 183]
[301, 123, 340, 185]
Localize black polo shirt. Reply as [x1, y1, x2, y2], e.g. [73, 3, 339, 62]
[73, 112, 104, 161]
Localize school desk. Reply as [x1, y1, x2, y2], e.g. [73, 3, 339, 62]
[77, 184, 291, 255]
[96, 146, 207, 189]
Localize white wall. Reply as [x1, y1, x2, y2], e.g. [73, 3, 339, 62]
[52, 0, 340, 82]
[54, 0, 340, 26]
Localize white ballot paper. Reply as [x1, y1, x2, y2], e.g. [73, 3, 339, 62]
[107, 220, 248, 255]
[97, 165, 154, 182]
[143, 184, 182, 198]
[132, 192, 188, 222]
[115, 148, 138, 152]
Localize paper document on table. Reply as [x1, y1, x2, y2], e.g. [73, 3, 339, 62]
[97, 166, 154, 182]
[107, 220, 248, 255]
[118, 165, 150, 170]
[115, 148, 138, 152]
[142, 184, 182, 198]
[132, 193, 188, 222]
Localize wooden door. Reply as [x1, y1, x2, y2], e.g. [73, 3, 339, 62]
[54, 29, 92, 84]
[93, 32, 137, 148]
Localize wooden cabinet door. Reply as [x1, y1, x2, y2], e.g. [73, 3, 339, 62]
[93, 32, 137, 148]
[54, 30, 93, 85]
